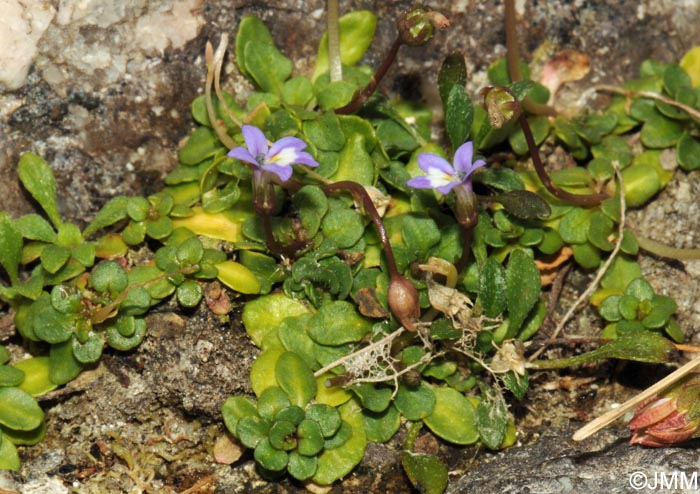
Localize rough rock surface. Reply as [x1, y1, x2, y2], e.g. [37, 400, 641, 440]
[1, 1, 700, 493]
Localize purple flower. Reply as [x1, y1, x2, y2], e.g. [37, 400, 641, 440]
[406, 141, 486, 194]
[227, 125, 318, 182]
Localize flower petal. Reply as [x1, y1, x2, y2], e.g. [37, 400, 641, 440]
[269, 136, 307, 156]
[262, 163, 294, 182]
[406, 176, 436, 189]
[293, 151, 320, 168]
[417, 153, 455, 177]
[227, 147, 259, 166]
[435, 182, 459, 194]
[241, 125, 268, 158]
[453, 141, 474, 174]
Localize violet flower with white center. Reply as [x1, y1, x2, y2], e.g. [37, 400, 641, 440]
[227, 125, 318, 183]
[406, 141, 486, 228]
[406, 141, 486, 195]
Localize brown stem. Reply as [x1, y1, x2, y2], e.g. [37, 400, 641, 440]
[454, 225, 474, 274]
[504, 0, 556, 117]
[323, 181, 400, 277]
[518, 113, 607, 207]
[336, 37, 403, 115]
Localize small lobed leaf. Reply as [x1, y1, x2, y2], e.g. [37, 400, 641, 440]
[222, 396, 259, 435]
[312, 399, 367, 485]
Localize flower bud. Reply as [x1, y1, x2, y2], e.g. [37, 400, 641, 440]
[398, 7, 450, 47]
[388, 273, 420, 331]
[629, 375, 700, 446]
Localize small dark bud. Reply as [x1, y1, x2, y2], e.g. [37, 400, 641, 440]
[480, 86, 521, 129]
[398, 7, 450, 47]
[401, 369, 422, 387]
[388, 273, 420, 331]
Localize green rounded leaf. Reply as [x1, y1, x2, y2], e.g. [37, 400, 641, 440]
[402, 451, 448, 494]
[351, 383, 393, 413]
[0, 434, 20, 471]
[558, 208, 591, 244]
[237, 416, 271, 449]
[222, 396, 259, 435]
[308, 301, 372, 345]
[423, 387, 478, 445]
[243, 294, 310, 349]
[599, 295, 622, 322]
[479, 257, 507, 318]
[179, 127, 223, 165]
[394, 382, 436, 421]
[275, 405, 306, 426]
[176, 280, 203, 308]
[402, 214, 441, 259]
[0, 366, 24, 387]
[268, 420, 298, 451]
[305, 404, 341, 438]
[31, 295, 74, 344]
[1, 419, 47, 446]
[321, 199, 365, 249]
[244, 41, 292, 95]
[106, 316, 146, 351]
[255, 437, 289, 471]
[49, 339, 83, 385]
[288, 451, 318, 480]
[0, 387, 44, 431]
[90, 260, 128, 294]
[258, 386, 292, 421]
[620, 165, 661, 208]
[640, 114, 683, 148]
[297, 418, 324, 456]
[276, 352, 316, 407]
[50, 284, 82, 315]
[71, 333, 104, 364]
[363, 405, 401, 443]
[677, 133, 700, 171]
[40, 244, 71, 274]
[331, 134, 375, 185]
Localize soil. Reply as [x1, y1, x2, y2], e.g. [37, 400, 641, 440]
[1, 1, 700, 493]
